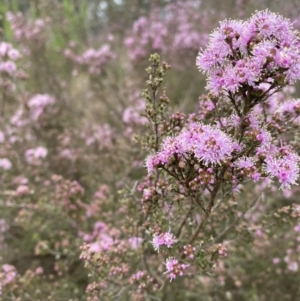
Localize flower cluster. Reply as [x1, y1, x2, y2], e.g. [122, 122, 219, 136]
[84, 124, 115, 150]
[265, 152, 300, 189]
[124, 0, 208, 67]
[275, 98, 300, 125]
[122, 98, 147, 125]
[0, 158, 12, 170]
[0, 264, 17, 285]
[64, 45, 115, 75]
[6, 12, 47, 49]
[80, 221, 114, 252]
[129, 270, 159, 297]
[0, 42, 19, 76]
[146, 123, 235, 172]
[217, 244, 228, 257]
[197, 10, 300, 96]
[152, 230, 177, 252]
[164, 257, 188, 282]
[28, 94, 55, 121]
[234, 157, 261, 181]
[25, 146, 48, 164]
[183, 244, 196, 259]
[0, 41, 21, 95]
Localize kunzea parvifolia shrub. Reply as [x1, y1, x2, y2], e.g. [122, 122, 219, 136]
[80, 10, 300, 301]
[1, 4, 300, 301]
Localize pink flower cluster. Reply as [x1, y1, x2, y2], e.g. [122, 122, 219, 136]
[122, 99, 147, 125]
[214, 111, 300, 190]
[164, 257, 188, 281]
[265, 152, 300, 190]
[235, 157, 261, 182]
[84, 124, 115, 151]
[275, 98, 300, 125]
[197, 10, 300, 95]
[152, 230, 177, 252]
[0, 264, 17, 285]
[146, 123, 234, 172]
[0, 42, 19, 75]
[125, 0, 208, 66]
[147, 107, 300, 190]
[6, 12, 47, 47]
[10, 108, 28, 128]
[28, 94, 55, 120]
[0, 158, 12, 170]
[217, 244, 228, 257]
[65, 45, 115, 75]
[129, 270, 159, 295]
[80, 221, 114, 253]
[25, 146, 48, 164]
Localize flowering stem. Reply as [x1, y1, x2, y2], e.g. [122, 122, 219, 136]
[188, 165, 228, 245]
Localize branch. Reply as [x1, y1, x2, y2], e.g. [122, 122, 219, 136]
[213, 192, 262, 243]
[228, 92, 241, 116]
[176, 205, 194, 238]
[187, 166, 228, 246]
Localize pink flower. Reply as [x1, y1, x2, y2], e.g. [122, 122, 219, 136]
[272, 258, 280, 265]
[2, 264, 17, 285]
[8, 48, 20, 60]
[0, 61, 16, 74]
[25, 146, 48, 163]
[217, 243, 228, 257]
[164, 257, 188, 281]
[127, 237, 143, 250]
[0, 42, 12, 57]
[152, 230, 177, 252]
[287, 262, 299, 272]
[16, 185, 30, 196]
[0, 158, 12, 170]
[265, 153, 299, 189]
[294, 224, 300, 232]
[28, 94, 55, 120]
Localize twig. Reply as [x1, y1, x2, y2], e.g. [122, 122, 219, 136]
[213, 192, 262, 243]
[176, 205, 194, 238]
